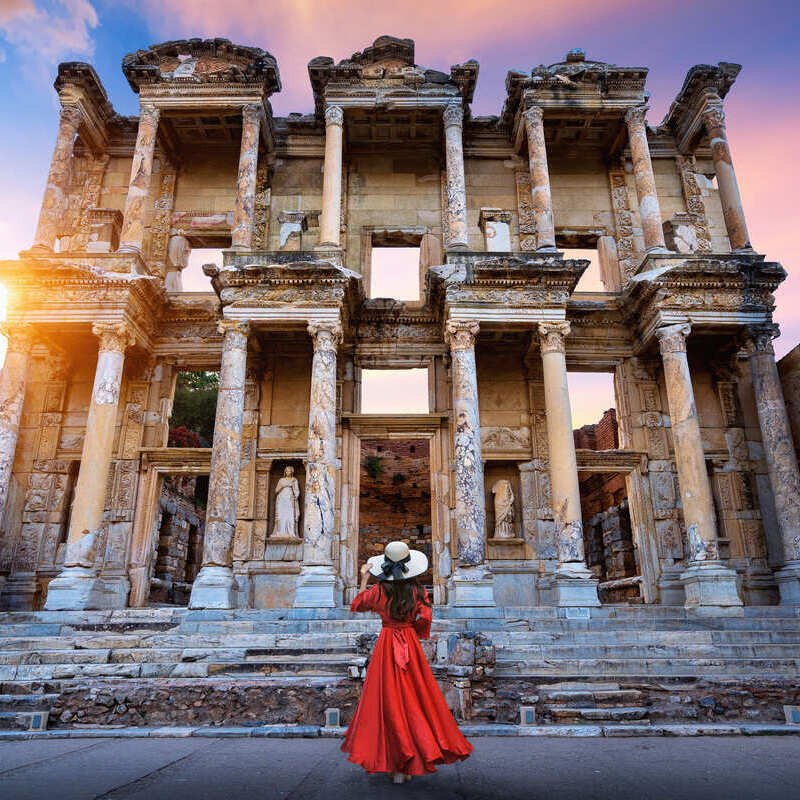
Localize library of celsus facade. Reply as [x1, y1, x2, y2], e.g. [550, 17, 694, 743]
[1, 35, 798, 615]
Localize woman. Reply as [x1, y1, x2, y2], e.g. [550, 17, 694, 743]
[342, 541, 473, 783]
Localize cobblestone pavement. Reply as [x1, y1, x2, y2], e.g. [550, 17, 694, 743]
[1, 736, 800, 799]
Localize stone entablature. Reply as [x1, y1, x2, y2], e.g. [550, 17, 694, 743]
[0, 35, 797, 613]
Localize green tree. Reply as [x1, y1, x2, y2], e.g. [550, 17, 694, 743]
[168, 371, 219, 446]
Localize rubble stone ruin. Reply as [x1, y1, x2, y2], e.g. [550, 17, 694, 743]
[2, 35, 800, 618]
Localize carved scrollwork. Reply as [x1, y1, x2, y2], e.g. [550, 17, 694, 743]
[445, 320, 479, 351]
[537, 321, 570, 355]
[655, 323, 691, 355]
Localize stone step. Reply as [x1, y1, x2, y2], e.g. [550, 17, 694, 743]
[494, 657, 800, 677]
[0, 693, 59, 712]
[495, 644, 800, 659]
[489, 630, 800, 645]
[538, 689, 644, 705]
[207, 657, 365, 678]
[546, 706, 650, 723]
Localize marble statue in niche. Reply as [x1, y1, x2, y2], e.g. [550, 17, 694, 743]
[272, 465, 300, 538]
[492, 479, 516, 539]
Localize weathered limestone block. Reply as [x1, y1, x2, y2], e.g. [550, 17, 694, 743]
[478, 208, 512, 252]
[85, 208, 123, 254]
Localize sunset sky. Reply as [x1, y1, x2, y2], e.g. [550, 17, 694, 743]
[0, 1, 797, 424]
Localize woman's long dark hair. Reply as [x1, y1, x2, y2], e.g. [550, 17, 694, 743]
[380, 577, 431, 621]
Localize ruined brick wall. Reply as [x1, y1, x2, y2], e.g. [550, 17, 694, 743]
[358, 438, 432, 582]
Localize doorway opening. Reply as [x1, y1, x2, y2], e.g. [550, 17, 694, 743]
[359, 438, 433, 591]
[148, 473, 208, 606]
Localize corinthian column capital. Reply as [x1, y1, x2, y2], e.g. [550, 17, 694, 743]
[522, 104, 544, 127]
[701, 96, 726, 134]
[59, 104, 84, 131]
[138, 102, 160, 126]
[91, 322, 134, 353]
[538, 321, 571, 354]
[743, 323, 779, 356]
[445, 320, 479, 351]
[1, 324, 36, 355]
[308, 320, 343, 351]
[656, 322, 691, 355]
[443, 101, 463, 129]
[242, 103, 262, 127]
[324, 105, 344, 127]
[625, 104, 649, 128]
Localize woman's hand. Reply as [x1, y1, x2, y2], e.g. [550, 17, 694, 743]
[359, 562, 372, 591]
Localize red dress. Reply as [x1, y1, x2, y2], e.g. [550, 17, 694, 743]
[342, 583, 473, 775]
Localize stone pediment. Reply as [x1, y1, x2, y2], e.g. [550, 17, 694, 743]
[308, 35, 478, 116]
[502, 49, 648, 127]
[122, 38, 281, 95]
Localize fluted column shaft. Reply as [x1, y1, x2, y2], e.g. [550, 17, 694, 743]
[702, 96, 751, 250]
[446, 321, 486, 567]
[656, 324, 720, 562]
[301, 322, 341, 566]
[538, 322, 586, 567]
[32, 105, 83, 250]
[745, 327, 800, 592]
[119, 103, 160, 254]
[231, 104, 262, 249]
[443, 102, 469, 249]
[318, 106, 344, 247]
[523, 106, 556, 250]
[0, 326, 35, 531]
[626, 105, 667, 251]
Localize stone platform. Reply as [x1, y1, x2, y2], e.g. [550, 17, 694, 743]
[0, 605, 798, 733]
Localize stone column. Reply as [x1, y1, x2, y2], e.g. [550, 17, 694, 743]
[522, 105, 557, 251]
[701, 97, 751, 251]
[119, 103, 160, 255]
[538, 321, 599, 606]
[45, 322, 134, 610]
[443, 102, 469, 249]
[445, 321, 494, 606]
[625, 105, 667, 252]
[231, 104, 262, 250]
[0, 326, 35, 532]
[189, 320, 250, 609]
[295, 321, 343, 607]
[318, 105, 344, 248]
[655, 323, 741, 612]
[32, 105, 83, 251]
[745, 325, 800, 602]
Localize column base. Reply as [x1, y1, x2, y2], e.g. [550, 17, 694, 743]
[681, 562, 743, 614]
[657, 566, 687, 605]
[775, 561, 800, 605]
[552, 563, 600, 607]
[448, 565, 495, 607]
[293, 566, 342, 608]
[188, 566, 238, 610]
[43, 567, 117, 610]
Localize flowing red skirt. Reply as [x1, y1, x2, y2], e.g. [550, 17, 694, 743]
[341, 620, 474, 775]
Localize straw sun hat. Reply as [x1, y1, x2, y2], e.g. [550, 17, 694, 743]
[367, 540, 428, 582]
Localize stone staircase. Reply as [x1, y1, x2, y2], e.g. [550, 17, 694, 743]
[0, 605, 798, 731]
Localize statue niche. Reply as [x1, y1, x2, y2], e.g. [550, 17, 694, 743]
[272, 465, 300, 539]
[491, 479, 516, 539]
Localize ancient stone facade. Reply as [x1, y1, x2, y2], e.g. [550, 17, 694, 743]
[0, 37, 797, 613]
